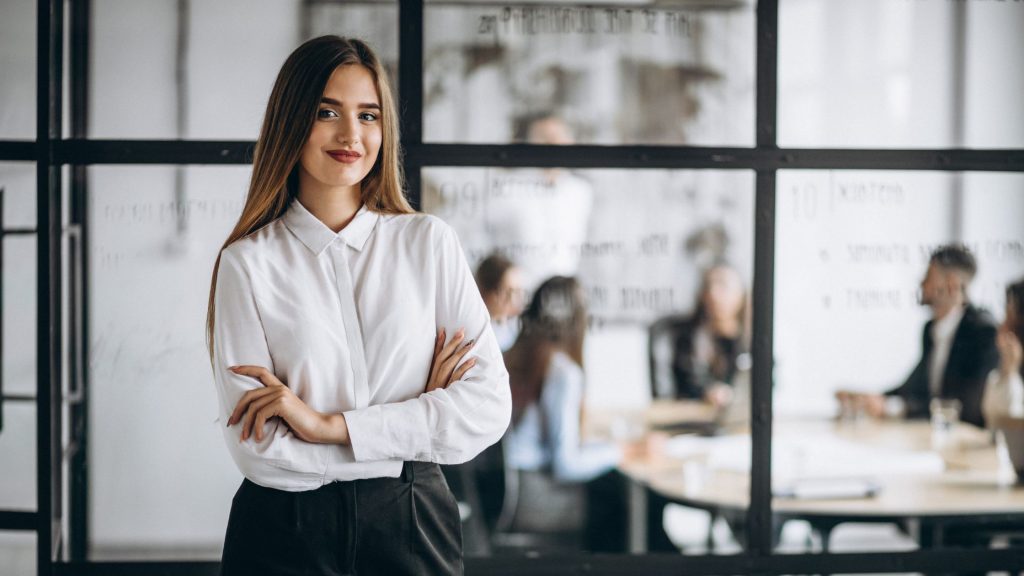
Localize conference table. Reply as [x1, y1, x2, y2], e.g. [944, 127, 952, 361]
[588, 401, 1024, 553]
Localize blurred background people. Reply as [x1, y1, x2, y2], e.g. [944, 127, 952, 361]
[982, 278, 1024, 428]
[838, 244, 1000, 428]
[501, 276, 639, 551]
[475, 253, 526, 351]
[650, 262, 750, 407]
[482, 113, 594, 291]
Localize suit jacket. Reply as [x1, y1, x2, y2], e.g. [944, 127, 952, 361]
[886, 304, 999, 428]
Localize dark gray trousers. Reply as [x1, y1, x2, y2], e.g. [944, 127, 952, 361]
[220, 461, 463, 576]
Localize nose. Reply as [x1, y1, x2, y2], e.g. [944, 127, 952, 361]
[335, 114, 359, 145]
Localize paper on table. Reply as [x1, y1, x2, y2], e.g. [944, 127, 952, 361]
[664, 431, 945, 483]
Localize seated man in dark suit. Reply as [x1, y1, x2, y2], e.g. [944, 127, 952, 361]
[839, 244, 999, 428]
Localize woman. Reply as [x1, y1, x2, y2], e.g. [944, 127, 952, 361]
[502, 276, 634, 550]
[206, 36, 511, 575]
[671, 263, 750, 406]
[475, 253, 525, 351]
[982, 279, 1024, 428]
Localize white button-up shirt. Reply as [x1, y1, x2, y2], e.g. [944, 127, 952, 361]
[212, 199, 511, 491]
[928, 305, 965, 398]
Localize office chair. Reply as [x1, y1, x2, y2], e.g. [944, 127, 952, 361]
[648, 313, 690, 400]
[489, 438, 585, 554]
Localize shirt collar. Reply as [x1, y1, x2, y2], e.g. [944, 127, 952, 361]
[282, 198, 379, 256]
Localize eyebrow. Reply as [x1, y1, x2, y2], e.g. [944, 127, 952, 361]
[320, 97, 380, 110]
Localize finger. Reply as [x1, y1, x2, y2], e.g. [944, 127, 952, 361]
[449, 358, 476, 384]
[230, 365, 281, 387]
[428, 329, 444, 382]
[228, 386, 277, 426]
[439, 328, 466, 359]
[242, 392, 281, 440]
[252, 403, 279, 443]
[440, 338, 475, 377]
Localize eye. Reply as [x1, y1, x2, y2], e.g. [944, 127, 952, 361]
[359, 112, 379, 122]
[317, 108, 338, 119]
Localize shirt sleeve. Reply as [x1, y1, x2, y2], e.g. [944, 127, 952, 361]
[212, 247, 329, 491]
[542, 357, 622, 483]
[343, 223, 513, 464]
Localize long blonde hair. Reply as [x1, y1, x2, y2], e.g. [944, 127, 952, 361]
[206, 36, 412, 361]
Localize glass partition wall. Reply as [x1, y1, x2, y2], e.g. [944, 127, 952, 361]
[1, 0, 1023, 574]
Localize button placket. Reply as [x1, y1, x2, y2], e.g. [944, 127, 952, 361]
[331, 244, 370, 409]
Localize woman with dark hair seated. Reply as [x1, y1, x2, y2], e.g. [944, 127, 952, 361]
[671, 262, 750, 406]
[502, 276, 641, 551]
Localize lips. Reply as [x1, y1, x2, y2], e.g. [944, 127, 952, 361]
[327, 150, 362, 164]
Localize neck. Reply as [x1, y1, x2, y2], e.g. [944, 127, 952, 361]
[708, 316, 740, 338]
[297, 173, 362, 233]
[933, 300, 965, 322]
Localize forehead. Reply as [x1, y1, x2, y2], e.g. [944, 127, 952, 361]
[322, 64, 379, 103]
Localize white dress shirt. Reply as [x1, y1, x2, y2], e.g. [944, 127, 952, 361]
[928, 305, 965, 397]
[212, 199, 512, 492]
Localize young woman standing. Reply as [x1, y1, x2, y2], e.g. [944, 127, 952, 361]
[206, 36, 511, 575]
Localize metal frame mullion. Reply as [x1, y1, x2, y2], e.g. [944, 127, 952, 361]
[48, 547, 1024, 576]
[0, 141, 37, 161]
[398, 0, 424, 210]
[47, 140, 1024, 172]
[37, 0, 65, 571]
[68, 0, 91, 562]
[749, 0, 778, 559]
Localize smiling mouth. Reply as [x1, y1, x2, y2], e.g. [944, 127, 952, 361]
[327, 150, 362, 163]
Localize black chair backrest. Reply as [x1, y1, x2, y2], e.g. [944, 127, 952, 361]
[648, 314, 690, 400]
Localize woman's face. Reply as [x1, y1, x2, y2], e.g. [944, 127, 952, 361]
[298, 64, 383, 197]
[702, 266, 745, 322]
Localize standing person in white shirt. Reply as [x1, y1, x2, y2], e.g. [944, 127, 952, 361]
[205, 36, 511, 576]
[982, 279, 1024, 428]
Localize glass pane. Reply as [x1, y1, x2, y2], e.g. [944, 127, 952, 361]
[0, 0, 35, 140]
[423, 2, 755, 146]
[2, 236, 36, 399]
[88, 166, 249, 559]
[1, 163, 37, 229]
[779, 0, 1024, 148]
[423, 167, 754, 555]
[774, 170, 1024, 553]
[0, 532, 36, 576]
[0, 402, 37, 511]
[90, 0, 397, 140]
[1, 163, 36, 397]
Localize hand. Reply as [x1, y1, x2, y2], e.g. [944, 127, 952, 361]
[226, 366, 341, 444]
[835, 390, 885, 419]
[704, 383, 734, 408]
[619, 432, 670, 465]
[997, 327, 1023, 378]
[424, 327, 476, 393]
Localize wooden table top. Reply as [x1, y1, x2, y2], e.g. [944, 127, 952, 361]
[590, 402, 1024, 519]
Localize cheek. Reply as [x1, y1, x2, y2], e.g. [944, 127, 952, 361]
[366, 127, 383, 160]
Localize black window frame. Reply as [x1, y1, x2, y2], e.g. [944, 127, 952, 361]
[2, 0, 1023, 574]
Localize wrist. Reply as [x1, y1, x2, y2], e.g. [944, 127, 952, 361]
[319, 412, 351, 445]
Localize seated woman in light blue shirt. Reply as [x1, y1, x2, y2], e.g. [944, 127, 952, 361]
[501, 276, 625, 547]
